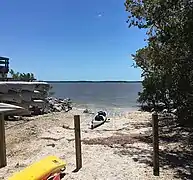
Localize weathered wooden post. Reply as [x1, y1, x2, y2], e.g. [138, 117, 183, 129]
[0, 103, 24, 168]
[152, 111, 159, 176]
[74, 115, 82, 171]
[0, 113, 6, 168]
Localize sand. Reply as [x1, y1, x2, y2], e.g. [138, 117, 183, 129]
[0, 108, 179, 179]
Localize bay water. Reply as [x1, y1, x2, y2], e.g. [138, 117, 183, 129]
[50, 82, 142, 113]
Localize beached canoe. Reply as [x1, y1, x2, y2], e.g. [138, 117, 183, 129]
[90, 111, 107, 129]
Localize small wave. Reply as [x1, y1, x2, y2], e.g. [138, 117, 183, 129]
[73, 102, 139, 117]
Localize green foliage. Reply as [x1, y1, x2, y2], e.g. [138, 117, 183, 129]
[9, 69, 35, 81]
[125, 0, 193, 125]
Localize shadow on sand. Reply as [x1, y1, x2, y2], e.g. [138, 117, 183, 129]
[83, 116, 193, 180]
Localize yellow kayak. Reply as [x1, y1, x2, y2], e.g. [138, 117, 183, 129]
[8, 155, 66, 180]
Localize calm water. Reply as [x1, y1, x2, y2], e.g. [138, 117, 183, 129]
[50, 82, 142, 110]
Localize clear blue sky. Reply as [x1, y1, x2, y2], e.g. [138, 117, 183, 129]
[0, 0, 146, 81]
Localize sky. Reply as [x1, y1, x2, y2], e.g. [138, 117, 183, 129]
[0, 0, 147, 81]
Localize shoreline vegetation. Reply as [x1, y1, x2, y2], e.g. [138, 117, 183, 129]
[124, 0, 193, 179]
[125, 0, 193, 127]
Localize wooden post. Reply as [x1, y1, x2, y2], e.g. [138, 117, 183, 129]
[74, 115, 82, 171]
[0, 113, 6, 168]
[152, 112, 159, 176]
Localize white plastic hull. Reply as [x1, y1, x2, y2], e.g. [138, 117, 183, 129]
[11, 100, 46, 109]
[90, 115, 107, 129]
[0, 81, 50, 93]
[0, 82, 34, 92]
[0, 103, 24, 112]
[31, 100, 46, 108]
[0, 89, 48, 101]
[30, 82, 50, 92]
[0, 81, 50, 116]
[0, 103, 27, 115]
[0, 93, 22, 103]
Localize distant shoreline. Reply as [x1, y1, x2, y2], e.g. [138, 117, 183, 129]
[45, 81, 142, 83]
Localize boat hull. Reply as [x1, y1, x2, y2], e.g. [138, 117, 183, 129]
[0, 81, 50, 93]
[90, 113, 107, 129]
[0, 103, 27, 115]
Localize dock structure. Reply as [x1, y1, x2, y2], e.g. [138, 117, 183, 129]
[0, 56, 36, 81]
[0, 56, 9, 79]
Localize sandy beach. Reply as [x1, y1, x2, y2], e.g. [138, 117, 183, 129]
[0, 107, 184, 179]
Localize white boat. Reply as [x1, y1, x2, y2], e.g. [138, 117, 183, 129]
[32, 90, 48, 99]
[0, 81, 50, 116]
[12, 100, 47, 109]
[0, 90, 49, 104]
[2, 100, 47, 116]
[0, 103, 27, 116]
[30, 82, 50, 92]
[0, 91, 32, 103]
[0, 93, 22, 103]
[0, 103, 24, 113]
[21, 90, 48, 100]
[31, 99, 46, 108]
[0, 81, 50, 93]
[0, 82, 27, 92]
[90, 111, 107, 129]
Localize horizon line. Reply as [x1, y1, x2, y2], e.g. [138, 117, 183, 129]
[44, 80, 142, 83]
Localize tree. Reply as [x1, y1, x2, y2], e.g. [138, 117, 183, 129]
[9, 69, 36, 81]
[125, 0, 193, 125]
